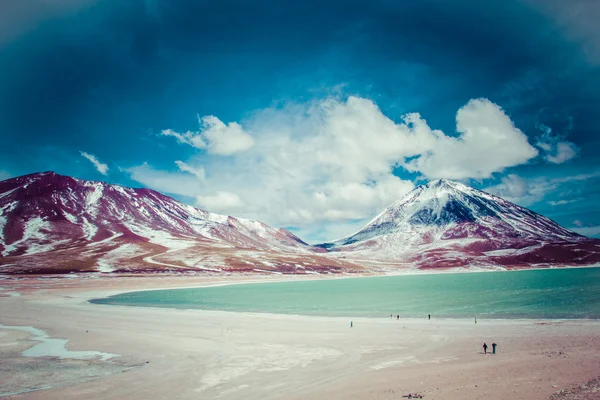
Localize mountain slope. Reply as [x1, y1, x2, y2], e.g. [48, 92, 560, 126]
[320, 179, 600, 270]
[0, 172, 358, 274]
[1, 174, 597, 274]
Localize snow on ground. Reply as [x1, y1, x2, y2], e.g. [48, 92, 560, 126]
[0, 215, 6, 241]
[86, 232, 123, 247]
[126, 223, 196, 250]
[252, 269, 283, 274]
[0, 187, 19, 199]
[1, 201, 18, 213]
[261, 260, 277, 267]
[2, 217, 52, 256]
[85, 184, 104, 216]
[81, 217, 98, 241]
[26, 239, 71, 256]
[62, 212, 78, 224]
[483, 244, 544, 257]
[143, 249, 222, 271]
[96, 243, 146, 273]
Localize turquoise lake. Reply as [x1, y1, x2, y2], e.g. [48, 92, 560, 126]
[91, 267, 600, 319]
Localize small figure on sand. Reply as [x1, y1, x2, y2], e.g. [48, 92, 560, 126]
[492, 342, 497, 354]
[475, 318, 477, 324]
[483, 343, 488, 354]
[350, 321, 353, 328]
[428, 314, 430, 320]
[397, 315, 400, 320]
[390, 314, 393, 319]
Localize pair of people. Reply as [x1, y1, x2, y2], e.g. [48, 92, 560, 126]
[482, 342, 497, 354]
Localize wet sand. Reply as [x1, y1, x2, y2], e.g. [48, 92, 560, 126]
[0, 274, 599, 399]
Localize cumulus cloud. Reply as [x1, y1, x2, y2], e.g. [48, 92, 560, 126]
[405, 99, 539, 179]
[535, 124, 579, 164]
[130, 96, 539, 242]
[80, 151, 109, 175]
[161, 115, 254, 155]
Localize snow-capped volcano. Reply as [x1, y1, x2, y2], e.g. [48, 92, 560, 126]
[1, 173, 598, 274]
[319, 179, 599, 269]
[0, 172, 358, 274]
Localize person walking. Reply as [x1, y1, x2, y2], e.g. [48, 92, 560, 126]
[428, 314, 430, 320]
[350, 321, 353, 328]
[492, 342, 497, 354]
[483, 343, 488, 354]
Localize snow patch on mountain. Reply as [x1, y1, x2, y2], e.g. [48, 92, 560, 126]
[87, 232, 122, 247]
[96, 243, 145, 273]
[3, 217, 50, 256]
[81, 217, 98, 241]
[85, 184, 104, 216]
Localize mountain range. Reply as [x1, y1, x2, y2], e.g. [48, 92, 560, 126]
[1, 172, 598, 274]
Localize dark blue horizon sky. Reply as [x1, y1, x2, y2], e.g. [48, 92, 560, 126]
[1, 0, 599, 242]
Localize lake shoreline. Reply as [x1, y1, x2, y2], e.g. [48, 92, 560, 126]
[1, 273, 600, 399]
[89, 267, 600, 320]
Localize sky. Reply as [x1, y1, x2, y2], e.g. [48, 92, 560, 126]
[1, 0, 599, 243]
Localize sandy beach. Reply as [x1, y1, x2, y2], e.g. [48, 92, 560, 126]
[1, 274, 600, 400]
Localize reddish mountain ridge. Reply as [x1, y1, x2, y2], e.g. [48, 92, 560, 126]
[0, 172, 358, 274]
[1, 173, 598, 275]
[319, 179, 600, 270]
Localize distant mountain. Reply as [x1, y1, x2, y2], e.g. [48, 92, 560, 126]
[1, 173, 598, 275]
[319, 179, 600, 270]
[0, 172, 358, 274]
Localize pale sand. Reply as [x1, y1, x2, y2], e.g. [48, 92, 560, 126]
[1, 275, 599, 400]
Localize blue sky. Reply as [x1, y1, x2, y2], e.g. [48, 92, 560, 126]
[1, 0, 599, 242]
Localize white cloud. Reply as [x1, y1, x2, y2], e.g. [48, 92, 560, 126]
[80, 151, 109, 175]
[486, 171, 600, 207]
[132, 96, 539, 242]
[405, 99, 538, 179]
[161, 129, 207, 149]
[486, 174, 556, 206]
[161, 115, 254, 155]
[200, 116, 255, 155]
[535, 124, 579, 164]
[547, 142, 578, 164]
[123, 163, 200, 197]
[175, 160, 205, 180]
[548, 199, 579, 206]
[196, 191, 243, 213]
[571, 225, 600, 238]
